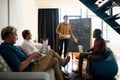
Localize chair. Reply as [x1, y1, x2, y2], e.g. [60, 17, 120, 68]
[86, 48, 118, 79]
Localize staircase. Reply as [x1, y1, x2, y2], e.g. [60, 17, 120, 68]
[79, 0, 120, 34]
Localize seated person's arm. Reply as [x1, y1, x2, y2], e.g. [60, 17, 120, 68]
[86, 47, 94, 52]
[1, 47, 41, 72]
[20, 52, 41, 71]
[83, 48, 94, 54]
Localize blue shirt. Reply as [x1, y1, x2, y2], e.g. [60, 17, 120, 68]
[0, 42, 33, 72]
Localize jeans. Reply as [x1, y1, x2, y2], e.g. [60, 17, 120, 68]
[58, 39, 69, 58]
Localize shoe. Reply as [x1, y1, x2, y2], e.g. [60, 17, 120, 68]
[73, 75, 83, 80]
[72, 70, 79, 73]
[85, 74, 93, 80]
[63, 75, 71, 80]
[62, 71, 69, 76]
[61, 56, 70, 67]
[72, 69, 82, 76]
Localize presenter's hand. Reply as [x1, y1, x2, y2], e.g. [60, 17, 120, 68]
[59, 33, 62, 35]
[74, 38, 78, 43]
[82, 52, 92, 54]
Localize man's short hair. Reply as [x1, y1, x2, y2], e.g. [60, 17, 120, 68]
[22, 30, 30, 39]
[94, 29, 102, 36]
[63, 15, 68, 19]
[1, 26, 17, 40]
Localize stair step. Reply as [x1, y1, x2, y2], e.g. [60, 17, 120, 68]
[113, 26, 120, 29]
[95, 0, 113, 13]
[114, 0, 120, 6]
[104, 13, 120, 21]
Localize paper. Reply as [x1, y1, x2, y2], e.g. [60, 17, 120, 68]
[78, 45, 83, 53]
[42, 39, 48, 54]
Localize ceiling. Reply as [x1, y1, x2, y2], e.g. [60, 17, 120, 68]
[34, 0, 83, 8]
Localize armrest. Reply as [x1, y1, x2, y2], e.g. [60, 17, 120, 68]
[0, 72, 49, 80]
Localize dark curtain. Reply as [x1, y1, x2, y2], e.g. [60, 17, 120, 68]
[38, 9, 59, 52]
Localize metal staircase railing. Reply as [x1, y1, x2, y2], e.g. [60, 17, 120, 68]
[79, 0, 120, 34]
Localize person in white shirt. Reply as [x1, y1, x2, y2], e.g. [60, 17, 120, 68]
[21, 30, 70, 80]
[22, 39, 40, 56]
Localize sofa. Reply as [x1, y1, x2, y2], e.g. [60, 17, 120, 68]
[0, 44, 55, 80]
[0, 54, 50, 80]
[86, 48, 118, 79]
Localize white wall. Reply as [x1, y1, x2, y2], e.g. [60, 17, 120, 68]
[9, 0, 38, 44]
[0, 0, 82, 44]
[0, 0, 120, 48]
[0, 0, 8, 43]
[34, 0, 82, 8]
[0, 0, 38, 44]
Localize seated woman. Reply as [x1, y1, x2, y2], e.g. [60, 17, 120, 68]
[0, 26, 70, 80]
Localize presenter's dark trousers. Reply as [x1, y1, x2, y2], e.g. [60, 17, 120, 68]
[59, 39, 69, 58]
[78, 53, 105, 76]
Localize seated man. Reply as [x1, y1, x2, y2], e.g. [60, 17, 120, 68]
[21, 30, 49, 57]
[0, 26, 70, 80]
[73, 29, 108, 80]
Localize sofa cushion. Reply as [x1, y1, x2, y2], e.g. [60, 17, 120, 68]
[0, 55, 11, 72]
[46, 68, 55, 80]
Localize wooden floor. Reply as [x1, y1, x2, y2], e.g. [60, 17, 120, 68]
[62, 52, 120, 80]
[61, 52, 87, 80]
